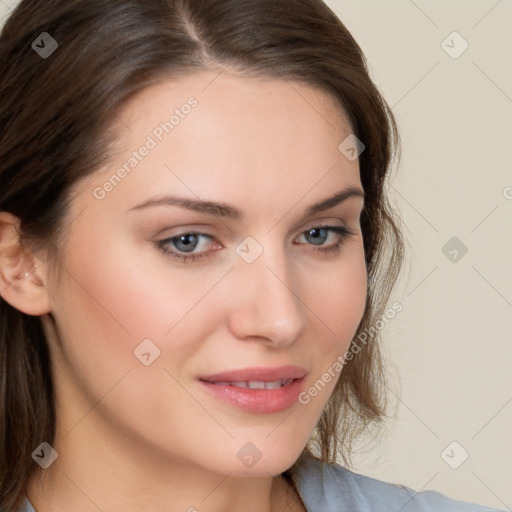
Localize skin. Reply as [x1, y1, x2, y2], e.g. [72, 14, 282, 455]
[0, 70, 367, 512]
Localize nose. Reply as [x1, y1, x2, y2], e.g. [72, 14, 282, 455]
[226, 244, 308, 348]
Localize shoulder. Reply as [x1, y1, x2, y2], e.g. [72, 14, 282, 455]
[290, 455, 506, 512]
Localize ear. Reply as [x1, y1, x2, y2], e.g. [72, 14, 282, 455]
[0, 211, 52, 316]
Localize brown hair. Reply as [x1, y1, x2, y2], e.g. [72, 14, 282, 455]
[0, 0, 404, 509]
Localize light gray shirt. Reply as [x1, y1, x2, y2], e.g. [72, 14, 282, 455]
[289, 454, 505, 511]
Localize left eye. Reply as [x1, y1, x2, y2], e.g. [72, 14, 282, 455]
[166, 233, 211, 253]
[298, 227, 338, 246]
[156, 225, 355, 263]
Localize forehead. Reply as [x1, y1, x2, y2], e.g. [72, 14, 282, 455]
[118, 70, 352, 132]
[80, 71, 361, 216]
[112, 70, 354, 158]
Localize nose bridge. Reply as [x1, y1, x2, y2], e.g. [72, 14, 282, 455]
[228, 237, 307, 346]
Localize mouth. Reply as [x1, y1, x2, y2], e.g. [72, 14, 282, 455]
[202, 378, 295, 390]
[199, 364, 307, 383]
[198, 366, 307, 414]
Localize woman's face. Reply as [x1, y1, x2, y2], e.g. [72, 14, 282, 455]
[41, 71, 367, 477]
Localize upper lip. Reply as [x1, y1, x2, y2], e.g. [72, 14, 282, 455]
[199, 365, 307, 383]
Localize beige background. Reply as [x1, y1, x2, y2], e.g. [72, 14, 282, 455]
[322, 1, 512, 509]
[1, 0, 511, 509]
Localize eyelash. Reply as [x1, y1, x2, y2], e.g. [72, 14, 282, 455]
[155, 225, 356, 264]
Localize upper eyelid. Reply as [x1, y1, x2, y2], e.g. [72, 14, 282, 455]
[158, 218, 351, 239]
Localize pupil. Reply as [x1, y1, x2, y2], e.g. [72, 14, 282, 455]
[308, 228, 327, 246]
[175, 234, 197, 252]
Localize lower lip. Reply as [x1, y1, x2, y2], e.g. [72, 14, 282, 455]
[199, 378, 305, 414]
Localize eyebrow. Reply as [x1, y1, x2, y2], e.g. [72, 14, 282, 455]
[127, 185, 364, 220]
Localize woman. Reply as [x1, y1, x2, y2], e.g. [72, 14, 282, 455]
[0, 1, 504, 511]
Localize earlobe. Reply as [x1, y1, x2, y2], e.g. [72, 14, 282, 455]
[0, 211, 52, 316]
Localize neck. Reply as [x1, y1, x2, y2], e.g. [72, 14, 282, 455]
[25, 419, 306, 512]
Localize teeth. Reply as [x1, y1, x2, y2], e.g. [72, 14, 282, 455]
[213, 379, 294, 389]
[263, 380, 282, 390]
[248, 381, 266, 389]
[231, 381, 249, 388]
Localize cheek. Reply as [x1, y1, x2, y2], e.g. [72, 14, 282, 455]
[48, 225, 229, 381]
[307, 248, 367, 354]
[46, 232, 228, 446]
[296, 246, 367, 409]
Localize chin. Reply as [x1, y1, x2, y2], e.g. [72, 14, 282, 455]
[199, 436, 307, 478]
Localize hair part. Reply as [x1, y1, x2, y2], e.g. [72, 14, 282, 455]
[0, 0, 404, 509]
